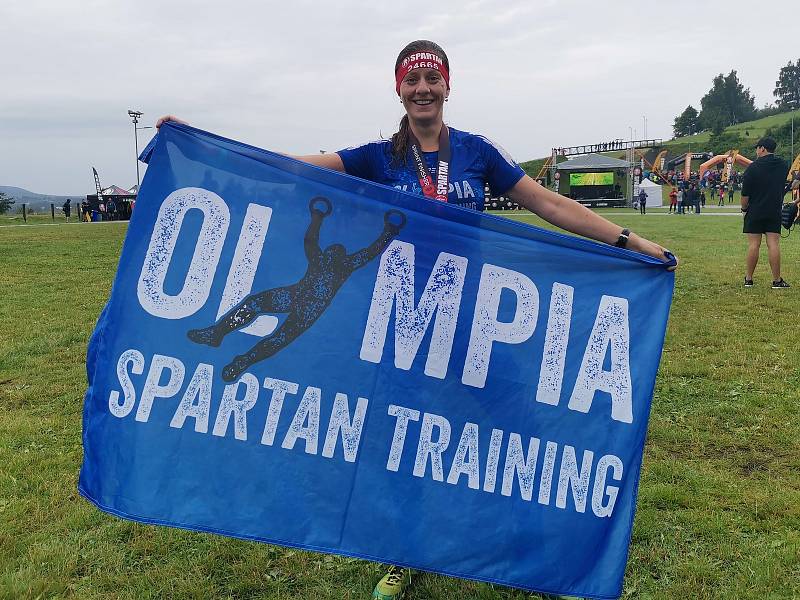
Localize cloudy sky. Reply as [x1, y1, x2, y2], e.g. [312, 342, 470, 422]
[1, 0, 798, 195]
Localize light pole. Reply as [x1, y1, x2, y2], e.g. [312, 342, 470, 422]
[628, 127, 634, 205]
[127, 110, 153, 190]
[642, 115, 648, 140]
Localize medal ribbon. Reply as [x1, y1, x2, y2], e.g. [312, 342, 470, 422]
[409, 125, 450, 202]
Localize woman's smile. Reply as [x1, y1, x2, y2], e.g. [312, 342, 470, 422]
[400, 67, 448, 120]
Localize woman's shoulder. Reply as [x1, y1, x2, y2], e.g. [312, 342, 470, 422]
[449, 126, 492, 146]
[340, 138, 392, 153]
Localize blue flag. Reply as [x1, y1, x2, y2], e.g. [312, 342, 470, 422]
[80, 123, 674, 599]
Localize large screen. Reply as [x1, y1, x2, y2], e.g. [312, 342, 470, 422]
[570, 172, 614, 186]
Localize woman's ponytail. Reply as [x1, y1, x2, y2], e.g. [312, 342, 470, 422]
[390, 114, 411, 166]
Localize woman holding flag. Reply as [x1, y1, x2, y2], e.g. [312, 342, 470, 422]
[158, 40, 674, 272]
[158, 38, 676, 600]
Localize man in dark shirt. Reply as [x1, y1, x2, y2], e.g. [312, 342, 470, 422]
[741, 137, 790, 288]
[687, 184, 700, 214]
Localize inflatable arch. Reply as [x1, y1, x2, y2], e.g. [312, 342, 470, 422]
[697, 150, 752, 182]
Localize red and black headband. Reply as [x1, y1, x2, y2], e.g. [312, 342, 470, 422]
[395, 51, 450, 94]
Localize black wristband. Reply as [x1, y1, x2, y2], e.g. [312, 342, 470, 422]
[614, 228, 630, 248]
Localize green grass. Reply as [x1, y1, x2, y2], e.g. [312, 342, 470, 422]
[1, 214, 799, 599]
[1, 213, 79, 226]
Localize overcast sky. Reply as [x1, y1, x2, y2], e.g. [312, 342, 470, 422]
[1, 0, 798, 195]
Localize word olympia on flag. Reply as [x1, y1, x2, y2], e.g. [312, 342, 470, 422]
[79, 122, 674, 600]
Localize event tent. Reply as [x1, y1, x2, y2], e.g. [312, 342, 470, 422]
[637, 178, 663, 208]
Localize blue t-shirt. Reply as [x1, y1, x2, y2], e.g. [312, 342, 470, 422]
[337, 127, 525, 211]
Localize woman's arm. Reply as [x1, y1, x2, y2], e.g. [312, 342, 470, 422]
[507, 175, 677, 269]
[155, 115, 346, 172]
[292, 153, 345, 171]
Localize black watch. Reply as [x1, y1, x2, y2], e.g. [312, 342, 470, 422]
[614, 228, 630, 248]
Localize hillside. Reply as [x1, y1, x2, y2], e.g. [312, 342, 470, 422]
[520, 109, 800, 176]
[0, 186, 83, 213]
[661, 109, 800, 158]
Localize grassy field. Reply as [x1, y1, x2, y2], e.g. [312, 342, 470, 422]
[1, 212, 799, 599]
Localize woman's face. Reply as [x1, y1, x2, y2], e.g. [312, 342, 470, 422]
[399, 67, 449, 123]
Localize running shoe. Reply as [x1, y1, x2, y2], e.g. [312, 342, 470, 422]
[744, 278, 754, 288]
[772, 279, 790, 289]
[372, 566, 411, 600]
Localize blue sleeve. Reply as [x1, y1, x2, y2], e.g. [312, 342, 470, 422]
[337, 142, 386, 181]
[477, 136, 525, 195]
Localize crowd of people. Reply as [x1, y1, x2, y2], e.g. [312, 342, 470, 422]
[71, 198, 134, 222]
[666, 183, 706, 214]
[661, 167, 742, 214]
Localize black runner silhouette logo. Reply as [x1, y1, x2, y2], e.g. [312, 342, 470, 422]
[187, 197, 407, 382]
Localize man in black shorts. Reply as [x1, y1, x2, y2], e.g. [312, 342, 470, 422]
[741, 137, 790, 288]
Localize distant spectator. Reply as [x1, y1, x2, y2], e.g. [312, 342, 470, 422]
[728, 184, 735, 204]
[669, 187, 677, 213]
[718, 185, 725, 206]
[107, 198, 117, 221]
[62, 199, 71, 222]
[676, 188, 684, 214]
[691, 184, 701, 214]
[638, 188, 647, 214]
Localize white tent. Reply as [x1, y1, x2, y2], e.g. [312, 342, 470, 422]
[637, 178, 663, 207]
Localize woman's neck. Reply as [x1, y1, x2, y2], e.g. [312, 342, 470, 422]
[409, 119, 444, 152]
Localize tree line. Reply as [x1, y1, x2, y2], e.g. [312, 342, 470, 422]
[673, 59, 800, 137]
